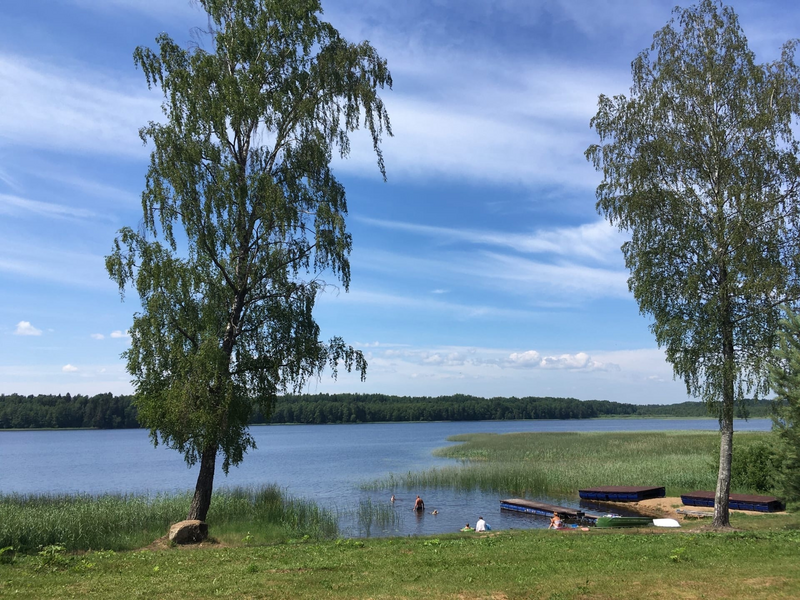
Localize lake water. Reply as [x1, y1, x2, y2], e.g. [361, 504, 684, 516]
[0, 418, 771, 537]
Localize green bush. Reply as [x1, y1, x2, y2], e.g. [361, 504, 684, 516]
[729, 440, 783, 494]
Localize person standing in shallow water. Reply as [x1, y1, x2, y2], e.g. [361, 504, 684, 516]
[413, 495, 424, 511]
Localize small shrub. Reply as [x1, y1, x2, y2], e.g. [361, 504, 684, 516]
[729, 441, 782, 494]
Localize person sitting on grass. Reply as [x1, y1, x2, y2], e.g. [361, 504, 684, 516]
[475, 516, 487, 532]
[548, 512, 563, 529]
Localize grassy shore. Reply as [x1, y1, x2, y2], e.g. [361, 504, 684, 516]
[368, 430, 771, 498]
[2, 523, 799, 599]
[0, 486, 337, 553]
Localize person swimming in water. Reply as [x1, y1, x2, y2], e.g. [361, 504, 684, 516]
[413, 495, 425, 511]
[460, 523, 473, 532]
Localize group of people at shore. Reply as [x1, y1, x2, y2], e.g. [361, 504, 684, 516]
[394, 494, 570, 532]
[392, 494, 489, 532]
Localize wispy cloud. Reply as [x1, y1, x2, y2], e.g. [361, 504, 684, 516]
[90, 333, 105, 340]
[0, 236, 111, 289]
[0, 193, 104, 221]
[360, 217, 626, 263]
[13, 321, 42, 336]
[381, 345, 616, 372]
[0, 54, 159, 159]
[33, 171, 140, 207]
[320, 288, 544, 320]
[110, 330, 131, 339]
[62, 364, 78, 373]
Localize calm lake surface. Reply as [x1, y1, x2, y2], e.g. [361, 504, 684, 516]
[0, 418, 771, 537]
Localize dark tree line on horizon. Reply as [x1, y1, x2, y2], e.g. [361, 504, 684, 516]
[0, 392, 772, 430]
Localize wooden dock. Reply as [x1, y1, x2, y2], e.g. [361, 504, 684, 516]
[579, 486, 665, 502]
[500, 498, 603, 523]
[680, 491, 784, 512]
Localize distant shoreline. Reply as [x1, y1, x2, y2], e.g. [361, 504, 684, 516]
[0, 415, 773, 432]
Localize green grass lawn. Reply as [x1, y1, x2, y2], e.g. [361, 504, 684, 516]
[2, 524, 800, 599]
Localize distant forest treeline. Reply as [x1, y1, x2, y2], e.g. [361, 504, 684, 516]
[0, 392, 773, 430]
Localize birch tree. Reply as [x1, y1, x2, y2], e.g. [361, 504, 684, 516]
[107, 0, 391, 522]
[586, 0, 800, 527]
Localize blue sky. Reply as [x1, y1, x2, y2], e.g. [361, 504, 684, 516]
[1, 0, 797, 403]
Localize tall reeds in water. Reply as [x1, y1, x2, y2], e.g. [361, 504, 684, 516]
[0, 485, 338, 553]
[354, 498, 401, 537]
[364, 431, 772, 498]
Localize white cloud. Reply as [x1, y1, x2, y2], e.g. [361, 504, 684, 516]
[62, 364, 78, 372]
[13, 321, 42, 336]
[0, 236, 111, 289]
[0, 193, 103, 221]
[507, 349, 614, 371]
[360, 217, 627, 263]
[507, 350, 541, 367]
[0, 54, 160, 159]
[90, 333, 105, 340]
[110, 330, 131, 339]
[321, 288, 544, 320]
[0, 363, 132, 395]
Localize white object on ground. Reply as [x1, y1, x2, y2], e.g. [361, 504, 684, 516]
[652, 518, 681, 528]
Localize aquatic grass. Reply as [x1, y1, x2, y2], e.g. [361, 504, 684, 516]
[365, 431, 772, 498]
[353, 498, 401, 537]
[0, 485, 338, 553]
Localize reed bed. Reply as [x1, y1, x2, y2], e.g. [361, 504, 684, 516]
[366, 430, 772, 498]
[0, 485, 338, 553]
[353, 498, 401, 537]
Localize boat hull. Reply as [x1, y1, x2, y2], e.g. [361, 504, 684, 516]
[594, 516, 653, 528]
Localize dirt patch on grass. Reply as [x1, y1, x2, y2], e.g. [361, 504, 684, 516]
[141, 535, 228, 552]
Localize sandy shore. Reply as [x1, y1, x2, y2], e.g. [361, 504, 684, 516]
[619, 496, 775, 520]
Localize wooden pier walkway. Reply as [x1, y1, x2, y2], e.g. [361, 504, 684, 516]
[499, 498, 603, 523]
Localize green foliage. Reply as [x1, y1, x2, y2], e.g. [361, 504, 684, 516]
[769, 308, 800, 502]
[729, 440, 782, 494]
[105, 0, 390, 518]
[587, 0, 800, 412]
[35, 544, 69, 572]
[1, 392, 775, 429]
[669, 546, 687, 563]
[0, 393, 138, 429]
[586, 0, 800, 526]
[0, 485, 337, 554]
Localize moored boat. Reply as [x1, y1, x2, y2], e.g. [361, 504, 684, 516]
[594, 516, 653, 528]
